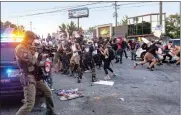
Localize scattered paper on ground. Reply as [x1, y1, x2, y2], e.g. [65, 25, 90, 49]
[94, 96, 100, 100]
[119, 98, 125, 101]
[56, 88, 83, 101]
[41, 103, 46, 108]
[59, 94, 83, 101]
[94, 80, 114, 86]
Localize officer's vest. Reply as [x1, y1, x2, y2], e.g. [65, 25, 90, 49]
[15, 44, 35, 74]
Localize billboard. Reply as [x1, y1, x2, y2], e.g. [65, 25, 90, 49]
[96, 24, 112, 38]
[68, 7, 89, 19]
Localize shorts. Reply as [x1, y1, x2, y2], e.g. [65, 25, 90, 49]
[152, 54, 159, 59]
[144, 52, 154, 61]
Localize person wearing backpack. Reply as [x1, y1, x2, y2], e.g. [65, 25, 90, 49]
[99, 43, 116, 80]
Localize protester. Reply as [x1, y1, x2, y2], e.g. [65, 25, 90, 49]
[122, 38, 129, 59]
[99, 43, 116, 80]
[128, 39, 137, 60]
[115, 36, 123, 64]
[134, 42, 162, 71]
[162, 41, 174, 63]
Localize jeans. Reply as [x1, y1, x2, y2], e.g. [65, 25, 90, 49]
[163, 53, 172, 61]
[123, 49, 128, 58]
[116, 49, 123, 63]
[131, 49, 136, 60]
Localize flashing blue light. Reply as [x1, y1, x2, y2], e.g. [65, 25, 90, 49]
[6, 69, 12, 73]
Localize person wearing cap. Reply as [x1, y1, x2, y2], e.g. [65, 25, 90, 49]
[15, 31, 58, 115]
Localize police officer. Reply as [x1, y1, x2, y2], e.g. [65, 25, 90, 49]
[15, 31, 58, 115]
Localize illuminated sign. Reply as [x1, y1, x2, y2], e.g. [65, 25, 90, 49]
[98, 26, 110, 37]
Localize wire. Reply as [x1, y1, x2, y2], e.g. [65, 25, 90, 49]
[12, 2, 106, 18]
[12, 2, 104, 14]
[91, 2, 158, 11]
[15, 2, 151, 18]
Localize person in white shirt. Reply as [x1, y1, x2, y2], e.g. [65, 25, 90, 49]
[69, 38, 82, 80]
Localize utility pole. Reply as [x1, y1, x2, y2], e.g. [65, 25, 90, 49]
[77, 18, 79, 30]
[114, 1, 118, 37]
[30, 21, 32, 31]
[159, 1, 162, 25]
[17, 17, 19, 35]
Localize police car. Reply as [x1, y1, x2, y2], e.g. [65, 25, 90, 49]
[0, 35, 42, 99]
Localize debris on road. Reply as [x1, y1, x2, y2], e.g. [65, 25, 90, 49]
[41, 103, 46, 108]
[118, 98, 124, 101]
[94, 80, 114, 86]
[94, 96, 100, 100]
[56, 88, 83, 101]
[131, 86, 138, 88]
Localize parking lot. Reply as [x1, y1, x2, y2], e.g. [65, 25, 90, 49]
[0, 58, 180, 115]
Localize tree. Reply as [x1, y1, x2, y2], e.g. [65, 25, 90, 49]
[165, 13, 180, 38]
[1, 21, 4, 34]
[1, 21, 25, 34]
[4, 21, 12, 28]
[120, 15, 128, 25]
[59, 23, 67, 36]
[67, 21, 78, 36]
[59, 21, 84, 39]
[88, 26, 96, 32]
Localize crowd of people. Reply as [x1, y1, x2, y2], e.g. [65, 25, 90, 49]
[36, 34, 180, 82]
[14, 30, 180, 115]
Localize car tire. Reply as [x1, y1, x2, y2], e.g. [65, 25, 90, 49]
[141, 52, 146, 60]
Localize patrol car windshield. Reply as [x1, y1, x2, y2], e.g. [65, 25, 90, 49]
[1, 42, 20, 61]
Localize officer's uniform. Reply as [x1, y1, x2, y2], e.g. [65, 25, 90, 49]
[15, 31, 56, 115]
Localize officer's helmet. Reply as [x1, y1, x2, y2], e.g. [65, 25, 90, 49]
[23, 31, 36, 42]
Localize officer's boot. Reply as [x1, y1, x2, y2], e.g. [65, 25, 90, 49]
[45, 97, 59, 115]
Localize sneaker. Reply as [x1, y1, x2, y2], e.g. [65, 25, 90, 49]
[104, 75, 110, 80]
[112, 73, 116, 77]
[85, 70, 91, 73]
[69, 74, 74, 77]
[134, 63, 138, 69]
[147, 67, 154, 71]
[92, 78, 98, 82]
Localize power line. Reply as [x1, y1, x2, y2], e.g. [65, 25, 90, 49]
[15, 2, 149, 18]
[13, 2, 106, 18]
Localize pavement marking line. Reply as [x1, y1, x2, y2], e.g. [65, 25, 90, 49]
[93, 80, 114, 86]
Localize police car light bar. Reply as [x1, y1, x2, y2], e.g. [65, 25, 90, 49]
[1, 37, 23, 43]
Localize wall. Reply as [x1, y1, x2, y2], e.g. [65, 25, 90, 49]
[112, 25, 128, 38]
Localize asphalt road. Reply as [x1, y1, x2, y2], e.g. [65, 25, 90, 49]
[0, 57, 180, 115]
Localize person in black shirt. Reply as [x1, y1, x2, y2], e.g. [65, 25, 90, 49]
[122, 39, 129, 59]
